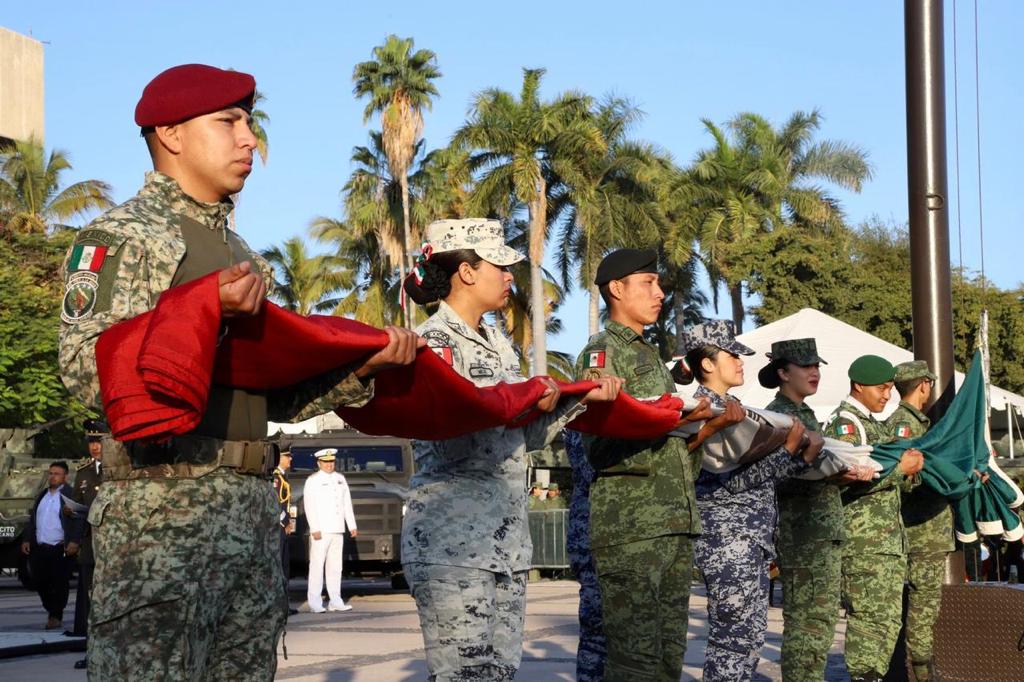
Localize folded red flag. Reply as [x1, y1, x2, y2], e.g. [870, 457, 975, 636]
[95, 272, 684, 442]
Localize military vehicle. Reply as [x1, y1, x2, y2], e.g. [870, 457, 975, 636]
[280, 431, 412, 580]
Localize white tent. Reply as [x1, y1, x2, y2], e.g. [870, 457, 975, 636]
[729, 308, 1024, 426]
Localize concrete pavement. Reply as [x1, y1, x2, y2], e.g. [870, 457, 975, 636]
[0, 575, 851, 680]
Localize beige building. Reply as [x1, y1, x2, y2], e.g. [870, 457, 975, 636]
[0, 27, 45, 145]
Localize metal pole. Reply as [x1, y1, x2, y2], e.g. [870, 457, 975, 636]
[905, 0, 956, 419]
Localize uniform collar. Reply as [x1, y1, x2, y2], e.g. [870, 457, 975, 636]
[605, 320, 644, 344]
[140, 171, 235, 230]
[898, 400, 930, 426]
[436, 300, 499, 350]
[694, 383, 729, 408]
[842, 395, 876, 420]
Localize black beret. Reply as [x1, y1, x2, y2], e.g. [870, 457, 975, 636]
[595, 248, 659, 286]
[135, 64, 256, 128]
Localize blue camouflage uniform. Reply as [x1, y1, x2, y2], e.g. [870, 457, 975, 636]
[564, 428, 605, 681]
[693, 384, 806, 682]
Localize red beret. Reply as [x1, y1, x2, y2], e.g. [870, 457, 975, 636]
[135, 64, 256, 127]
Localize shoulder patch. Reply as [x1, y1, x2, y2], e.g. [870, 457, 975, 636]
[584, 350, 606, 369]
[422, 329, 456, 367]
[894, 424, 912, 438]
[61, 272, 99, 323]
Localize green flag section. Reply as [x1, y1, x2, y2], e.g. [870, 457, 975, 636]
[869, 350, 1023, 542]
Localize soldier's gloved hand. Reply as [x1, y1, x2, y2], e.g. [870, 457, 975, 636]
[534, 377, 562, 413]
[782, 418, 807, 458]
[898, 448, 924, 476]
[219, 261, 267, 317]
[581, 376, 623, 404]
[354, 327, 426, 379]
[678, 397, 713, 427]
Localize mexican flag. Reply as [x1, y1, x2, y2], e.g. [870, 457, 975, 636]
[69, 244, 108, 272]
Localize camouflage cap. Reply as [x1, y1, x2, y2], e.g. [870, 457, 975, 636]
[894, 360, 937, 383]
[757, 339, 827, 389]
[548, 482, 560, 491]
[767, 338, 827, 366]
[848, 354, 896, 385]
[314, 448, 337, 462]
[682, 320, 755, 356]
[424, 219, 525, 267]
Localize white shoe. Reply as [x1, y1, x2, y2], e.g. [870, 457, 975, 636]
[327, 602, 352, 612]
[309, 604, 326, 613]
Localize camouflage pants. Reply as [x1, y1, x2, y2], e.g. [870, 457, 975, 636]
[592, 534, 694, 682]
[569, 547, 605, 682]
[695, 533, 771, 682]
[776, 540, 842, 682]
[905, 552, 947, 671]
[841, 551, 906, 677]
[87, 471, 286, 681]
[404, 563, 527, 681]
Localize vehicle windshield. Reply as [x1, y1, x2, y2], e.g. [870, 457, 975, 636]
[291, 445, 404, 474]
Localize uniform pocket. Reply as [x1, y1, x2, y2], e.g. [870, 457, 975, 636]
[89, 579, 200, 680]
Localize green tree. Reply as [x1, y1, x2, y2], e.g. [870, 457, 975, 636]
[554, 97, 666, 334]
[692, 111, 871, 331]
[250, 89, 270, 165]
[454, 68, 604, 374]
[311, 218, 401, 328]
[0, 230, 86, 428]
[353, 35, 441, 327]
[259, 237, 351, 315]
[0, 138, 113, 234]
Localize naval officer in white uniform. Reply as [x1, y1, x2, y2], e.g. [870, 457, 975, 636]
[303, 448, 358, 613]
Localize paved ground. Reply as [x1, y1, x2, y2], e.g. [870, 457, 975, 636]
[0, 574, 851, 680]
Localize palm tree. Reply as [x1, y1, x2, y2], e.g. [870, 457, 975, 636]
[691, 110, 871, 331]
[0, 138, 113, 234]
[352, 35, 441, 328]
[554, 97, 668, 335]
[311, 217, 401, 328]
[259, 237, 351, 315]
[249, 90, 270, 165]
[453, 68, 604, 374]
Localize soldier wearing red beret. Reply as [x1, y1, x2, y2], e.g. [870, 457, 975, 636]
[58, 64, 421, 680]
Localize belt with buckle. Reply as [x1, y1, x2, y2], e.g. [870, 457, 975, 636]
[119, 436, 278, 479]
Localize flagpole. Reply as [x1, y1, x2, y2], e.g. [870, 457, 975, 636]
[905, 0, 956, 420]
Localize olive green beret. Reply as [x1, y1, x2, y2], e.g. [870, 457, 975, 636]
[848, 355, 896, 385]
[894, 360, 937, 383]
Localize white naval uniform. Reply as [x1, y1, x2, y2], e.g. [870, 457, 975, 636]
[303, 470, 358, 609]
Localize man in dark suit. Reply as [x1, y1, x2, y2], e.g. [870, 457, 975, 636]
[21, 460, 77, 629]
[68, 420, 107, 667]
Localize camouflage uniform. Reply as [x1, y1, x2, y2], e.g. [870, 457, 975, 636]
[825, 397, 911, 680]
[693, 385, 806, 682]
[402, 300, 584, 681]
[58, 172, 375, 681]
[564, 428, 606, 682]
[767, 393, 844, 682]
[576, 321, 701, 682]
[887, 400, 952, 681]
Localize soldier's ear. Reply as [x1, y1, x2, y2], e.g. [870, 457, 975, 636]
[607, 279, 625, 301]
[153, 124, 184, 156]
[456, 261, 477, 285]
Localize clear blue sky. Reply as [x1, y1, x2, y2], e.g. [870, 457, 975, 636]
[6, 1, 1021, 357]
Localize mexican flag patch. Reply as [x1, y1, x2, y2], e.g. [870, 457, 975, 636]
[69, 244, 108, 272]
[584, 350, 606, 369]
[897, 425, 912, 438]
[838, 423, 855, 435]
[430, 346, 454, 367]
